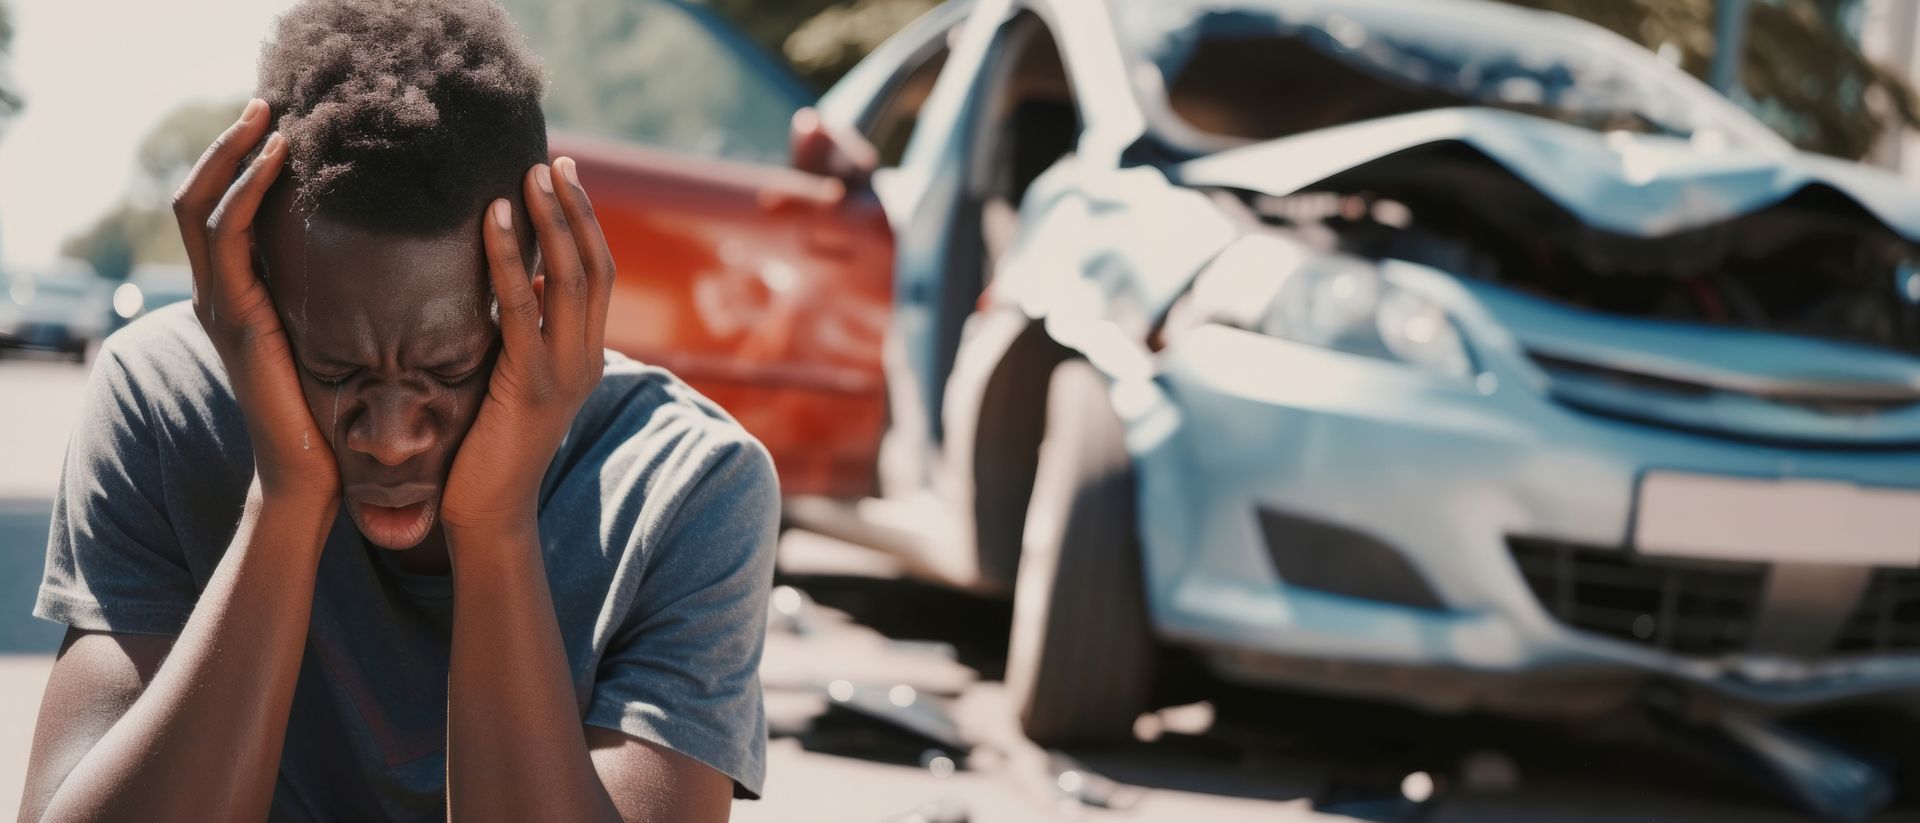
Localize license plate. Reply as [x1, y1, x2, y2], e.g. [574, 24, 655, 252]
[1635, 472, 1920, 566]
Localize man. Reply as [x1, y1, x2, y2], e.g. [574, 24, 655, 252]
[17, 1, 776, 821]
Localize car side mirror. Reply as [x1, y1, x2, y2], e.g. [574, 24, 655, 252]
[790, 106, 878, 191]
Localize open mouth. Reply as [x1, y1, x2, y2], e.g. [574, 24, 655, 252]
[348, 496, 439, 550]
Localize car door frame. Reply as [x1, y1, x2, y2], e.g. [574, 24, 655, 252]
[826, 0, 1148, 475]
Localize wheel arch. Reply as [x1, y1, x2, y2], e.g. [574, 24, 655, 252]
[943, 307, 1084, 593]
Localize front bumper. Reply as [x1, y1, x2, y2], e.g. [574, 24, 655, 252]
[1129, 325, 1920, 715]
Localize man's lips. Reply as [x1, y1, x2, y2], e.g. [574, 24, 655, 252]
[345, 483, 439, 508]
[345, 485, 440, 549]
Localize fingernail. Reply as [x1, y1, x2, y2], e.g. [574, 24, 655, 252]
[492, 199, 512, 230]
[241, 98, 264, 124]
[264, 132, 285, 155]
[535, 164, 554, 194]
[559, 157, 580, 189]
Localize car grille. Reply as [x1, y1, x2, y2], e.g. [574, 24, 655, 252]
[1528, 351, 1920, 446]
[1508, 537, 1768, 656]
[1529, 352, 1920, 417]
[1832, 569, 1920, 654]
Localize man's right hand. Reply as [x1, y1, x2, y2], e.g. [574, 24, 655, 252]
[173, 98, 338, 504]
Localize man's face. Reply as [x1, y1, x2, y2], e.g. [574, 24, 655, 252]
[256, 189, 500, 551]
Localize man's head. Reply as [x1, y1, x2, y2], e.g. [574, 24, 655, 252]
[253, 0, 545, 551]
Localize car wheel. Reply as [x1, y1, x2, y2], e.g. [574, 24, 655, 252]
[1005, 359, 1156, 747]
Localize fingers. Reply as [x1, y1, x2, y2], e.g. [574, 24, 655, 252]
[204, 131, 288, 333]
[550, 157, 615, 356]
[482, 198, 541, 354]
[522, 163, 589, 350]
[175, 98, 271, 314]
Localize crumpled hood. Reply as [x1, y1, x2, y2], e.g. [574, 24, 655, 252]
[1175, 107, 1920, 240]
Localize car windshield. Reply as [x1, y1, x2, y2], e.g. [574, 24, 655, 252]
[1110, 0, 1782, 154]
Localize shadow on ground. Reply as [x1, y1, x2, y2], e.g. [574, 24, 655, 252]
[771, 569, 1920, 822]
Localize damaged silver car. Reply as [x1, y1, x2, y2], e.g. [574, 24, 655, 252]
[786, 0, 1920, 798]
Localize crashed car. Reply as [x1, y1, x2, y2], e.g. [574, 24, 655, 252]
[545, 0, 1920, 764]
[817, 0, 1920, 742]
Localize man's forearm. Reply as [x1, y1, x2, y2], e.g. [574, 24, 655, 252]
[445, 521, 621, 823]
[34, 484, 334, 823]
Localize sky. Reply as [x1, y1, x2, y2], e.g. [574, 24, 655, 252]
[0, 0, 297, 267]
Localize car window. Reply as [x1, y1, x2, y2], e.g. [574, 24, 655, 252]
[866, 47, 950, 168]
[816, 1, 972, 169]
[501, 0, 813, 165]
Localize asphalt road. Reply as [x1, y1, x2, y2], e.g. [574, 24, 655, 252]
[1, 353, 1913, 821]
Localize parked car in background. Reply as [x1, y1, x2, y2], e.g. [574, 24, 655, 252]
[534, 1, 1920, 804]
[0, 258, 108, 361]
[516, 0, 895, 500]
[107, 263, 195, 335]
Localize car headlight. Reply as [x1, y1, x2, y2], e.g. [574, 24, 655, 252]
[1170, 233, 1473, 380]
[113, 282, 145, 319]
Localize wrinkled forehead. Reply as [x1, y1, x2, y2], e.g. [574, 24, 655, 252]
[255, 186, 495, 354]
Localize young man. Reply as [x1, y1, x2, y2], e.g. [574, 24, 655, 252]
[18, 1, 776, 821]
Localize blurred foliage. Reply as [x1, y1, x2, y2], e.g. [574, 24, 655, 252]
[62, 101, 244, 280]
[53, 0, 1920, 274]
[1494, 0, 1919, 159]
[498, 0, 807, 163]
[1, 0, 22, 127]
[776, 0, 941, 84]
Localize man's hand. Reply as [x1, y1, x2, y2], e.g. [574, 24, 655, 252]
[173, 98, 338, 504]
[442, 158, 614, 534]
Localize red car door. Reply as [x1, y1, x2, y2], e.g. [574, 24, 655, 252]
[504, 0, 896, 500]
[551, 132, 893, 500]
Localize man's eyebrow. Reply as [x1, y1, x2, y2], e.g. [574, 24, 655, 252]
[296, 349, 355, 369]
[414, 335, 493, 369]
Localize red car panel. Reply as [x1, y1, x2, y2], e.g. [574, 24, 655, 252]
[552, 132, 894, 499]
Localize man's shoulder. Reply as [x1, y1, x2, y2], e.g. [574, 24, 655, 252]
[559, 352, 774, 508]
[545, 353, 776, 567]
[97, 302, 226, 398]
[580, 351, 761, 456]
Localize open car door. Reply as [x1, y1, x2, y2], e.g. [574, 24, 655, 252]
[508, 0, 894, 499]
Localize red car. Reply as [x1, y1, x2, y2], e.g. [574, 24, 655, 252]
[525, 0, 896, 501]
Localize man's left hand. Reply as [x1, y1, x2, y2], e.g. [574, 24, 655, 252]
[442, 158, 614, 535]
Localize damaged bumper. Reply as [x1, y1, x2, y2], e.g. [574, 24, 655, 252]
[1128, 323, 1920, 715]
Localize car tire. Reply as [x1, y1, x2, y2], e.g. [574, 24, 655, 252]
[1005, 359, 1156, 747]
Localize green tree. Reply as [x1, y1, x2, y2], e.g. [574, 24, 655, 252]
[780, 0, 939, 84]
[62, 100, 246, 280]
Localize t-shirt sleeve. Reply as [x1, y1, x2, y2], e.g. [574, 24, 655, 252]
[33, 347, 198, 636]
[583, 432, 779, 799]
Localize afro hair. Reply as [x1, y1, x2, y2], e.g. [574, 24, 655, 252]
[256, 0, 546, 235]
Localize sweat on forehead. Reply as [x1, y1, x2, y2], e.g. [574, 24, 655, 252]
[256, 0, 549, 235]
[255, 192, 495, 344]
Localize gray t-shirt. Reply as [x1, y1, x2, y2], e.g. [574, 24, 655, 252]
[34, 302, 778, 820]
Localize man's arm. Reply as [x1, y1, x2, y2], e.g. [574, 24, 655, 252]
[22, 98, 345, 822]
[439, 160, 741, 822]
[21, 489, 335, 823]
[443, 525, 733, 823]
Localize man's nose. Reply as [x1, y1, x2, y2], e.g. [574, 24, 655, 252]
[345, 387, 436, 467]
